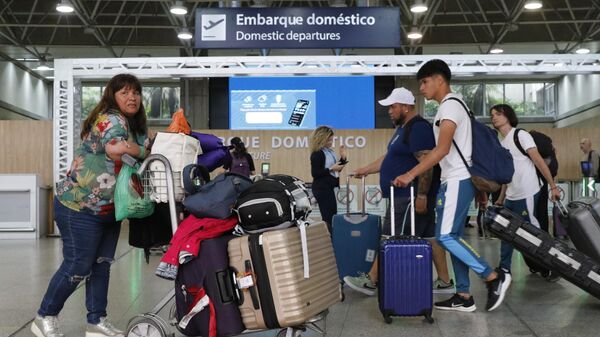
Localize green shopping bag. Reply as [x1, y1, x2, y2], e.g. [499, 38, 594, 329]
[114, 163, 154, 221]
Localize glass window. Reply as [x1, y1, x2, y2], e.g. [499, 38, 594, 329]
[485, 84, 504, 114]
[451, 84, 485, 116]
[82, 85, 180, 121]
[504, 84, 525, 115]
[423, 99, 438, 118]
[524, 83, 545, 116]
[544, 83, 556, 116]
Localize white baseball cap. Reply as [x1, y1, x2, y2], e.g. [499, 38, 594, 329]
[378, 87, 416, 106]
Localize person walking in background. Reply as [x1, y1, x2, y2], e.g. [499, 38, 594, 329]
[580, 138, 599, 179]
[343, 87, 453, 296]
[32, 74, 150, 337]
[393, 59, 510, 313]
[490, 104, 561, 281]
[309, 126, 347, 231]
[223, 136, 255, 178]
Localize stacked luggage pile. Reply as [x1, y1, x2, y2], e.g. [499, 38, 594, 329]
[128, 129, 342, 337]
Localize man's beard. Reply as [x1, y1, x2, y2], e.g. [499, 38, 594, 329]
[392, 114, 405, 127]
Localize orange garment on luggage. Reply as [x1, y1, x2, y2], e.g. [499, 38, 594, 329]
[166, 109, 191, 134]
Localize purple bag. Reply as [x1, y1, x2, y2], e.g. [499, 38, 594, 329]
[553, 204, 568, 237]
[190, 132, 224, 153]
[197, 147, 232, 172]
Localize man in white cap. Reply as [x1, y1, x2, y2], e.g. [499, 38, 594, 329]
[343, 87, 453, 296]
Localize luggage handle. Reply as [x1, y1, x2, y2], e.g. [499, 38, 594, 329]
[554, 199, 568, 218]
[390, 182, 415, 237]
[346, 174, 366, 216]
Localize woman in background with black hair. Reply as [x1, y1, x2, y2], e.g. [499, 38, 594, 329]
[223, 137, 255, 178]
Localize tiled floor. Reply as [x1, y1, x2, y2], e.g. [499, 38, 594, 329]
[4, 225, 600, 337]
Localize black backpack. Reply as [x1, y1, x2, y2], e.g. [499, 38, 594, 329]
[234, 175, 310, 233]
[514, 129, 559, 178]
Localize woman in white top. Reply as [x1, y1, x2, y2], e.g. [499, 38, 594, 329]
[490, 104, 560, 276]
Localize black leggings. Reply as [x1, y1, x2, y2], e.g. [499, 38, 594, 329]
[312, 186, 337, 232]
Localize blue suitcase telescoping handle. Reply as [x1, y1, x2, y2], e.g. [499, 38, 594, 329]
[346, 174, 366, 216]
[389, 182, 415, 237]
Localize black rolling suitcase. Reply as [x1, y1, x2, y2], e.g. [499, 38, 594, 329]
[560, 197, 600, 263]
[484, 205, 600, 299]
[174, 235, 245, 337]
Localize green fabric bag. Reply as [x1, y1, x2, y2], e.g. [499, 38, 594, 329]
[115, 163, 154, 221]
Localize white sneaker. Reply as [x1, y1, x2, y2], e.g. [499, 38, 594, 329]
[31, 315, 65, 337]
[85, 317, 124, 337]
[343, 273, 377, 296]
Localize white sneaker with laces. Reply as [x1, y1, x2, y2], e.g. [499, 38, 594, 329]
[31, 315, 65, 337]
[343, 273, 377, 296]
[85, 317, 124, 337]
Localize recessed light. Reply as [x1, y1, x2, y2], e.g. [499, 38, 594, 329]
[407, 28, 423, 40]
[36, 61, 53, 71]
[524, 1, 543, 10]
[410, 1, 428, 13]
[56, 0, 74, 13]
[170, 1, 187, 15]
[490, 48, 504, 54]
[576, 48, 591, 54]
[177, 28, 193, 40]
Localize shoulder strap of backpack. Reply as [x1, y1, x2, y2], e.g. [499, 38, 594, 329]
[513, 128, 529, 158]
[402, 116, 429, 145]
[441, 96, 472, 171]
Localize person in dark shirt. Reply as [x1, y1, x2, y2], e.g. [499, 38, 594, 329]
[223, 137, 255, 178]
[309, 126, 347, 230]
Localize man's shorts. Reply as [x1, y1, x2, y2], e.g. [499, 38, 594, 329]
[382, 195, 436, 239]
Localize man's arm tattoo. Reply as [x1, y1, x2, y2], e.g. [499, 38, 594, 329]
[415, 150, 433, 195]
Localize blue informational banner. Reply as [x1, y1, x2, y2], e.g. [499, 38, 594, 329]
[195, 7, 401, 49]
[230, 76, 374, 130]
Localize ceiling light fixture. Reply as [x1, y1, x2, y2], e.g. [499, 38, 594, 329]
[410, 1, 428, 13]
[524, 1, 543, 10]
[36, 61, 53, 71]
[56, 0, 74, 13]
[576, 47, 591, 54]
[170, 1, 188, 15]
[177, 28, 193, 40]
[407, 27, 423, 40]
[490, 47, 504, 54]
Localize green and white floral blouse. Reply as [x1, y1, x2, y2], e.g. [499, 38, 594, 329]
[56, 109, 147, 215]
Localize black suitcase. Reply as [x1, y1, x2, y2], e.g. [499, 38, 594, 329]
[174, 235, 245, 337]
[484, 205, 600, 299]
[560, 198, 600, 263]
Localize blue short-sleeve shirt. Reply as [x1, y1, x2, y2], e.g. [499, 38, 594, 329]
[380, 119, 437, 198]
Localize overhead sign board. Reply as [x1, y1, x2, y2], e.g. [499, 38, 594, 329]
[195, 7, 401, 49]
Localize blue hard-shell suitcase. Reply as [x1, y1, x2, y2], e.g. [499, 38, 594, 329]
[378, 185, 434, 324]
[332, 176, 381, 280]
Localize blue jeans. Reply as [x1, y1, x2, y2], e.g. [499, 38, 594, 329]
[38, 198, 121, 324]
[500, 192, 540, 271]
[435, 179, 493, 294]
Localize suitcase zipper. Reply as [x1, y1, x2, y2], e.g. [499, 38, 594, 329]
[248, 234, 280, 329]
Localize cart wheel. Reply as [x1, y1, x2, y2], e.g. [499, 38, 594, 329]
[276, 328, 302, 337]
[127, 316, 169, 337]
[383, 314, 392, 324]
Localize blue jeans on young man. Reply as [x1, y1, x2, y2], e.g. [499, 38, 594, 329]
[500, 192, 540, 271]
[37, 198, 121, 324]
[435, 179, 494, 294]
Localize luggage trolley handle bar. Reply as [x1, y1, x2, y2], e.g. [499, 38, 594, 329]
[389, 182, 415, 237]
[346, 174, 366, 216]
[137, 153, 179, 235]
[553, 186, 568, 217]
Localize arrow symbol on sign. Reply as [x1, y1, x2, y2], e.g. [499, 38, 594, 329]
[588, 178, 596, 192]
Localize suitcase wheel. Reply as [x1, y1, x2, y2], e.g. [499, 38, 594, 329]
[383, 315, 392, 324]
[126, 313, 172, 337]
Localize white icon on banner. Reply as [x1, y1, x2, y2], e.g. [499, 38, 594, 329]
[243, 96, 252, 103]
[201, 15, 226, 41]
[257, 95, 268, 103]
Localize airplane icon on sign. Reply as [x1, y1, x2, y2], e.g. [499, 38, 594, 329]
[203, 18, 225, 30]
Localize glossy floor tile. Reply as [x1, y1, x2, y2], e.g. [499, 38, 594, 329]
[4, 225, 600, 337]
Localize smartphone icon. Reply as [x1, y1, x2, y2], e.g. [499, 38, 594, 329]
[288, 99, 310, 126]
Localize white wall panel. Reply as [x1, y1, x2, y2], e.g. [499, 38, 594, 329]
[0, 62, 50, 119]
[557, 74, 600, 116]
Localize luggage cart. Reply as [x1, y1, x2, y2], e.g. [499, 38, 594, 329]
[126, 154, 330, 337]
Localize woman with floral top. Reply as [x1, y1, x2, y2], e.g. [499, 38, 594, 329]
[32, 74, 149, 337]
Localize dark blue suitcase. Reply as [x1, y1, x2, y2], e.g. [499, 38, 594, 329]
[332, 176, 381, 280]
[378, 185, 434, 324]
